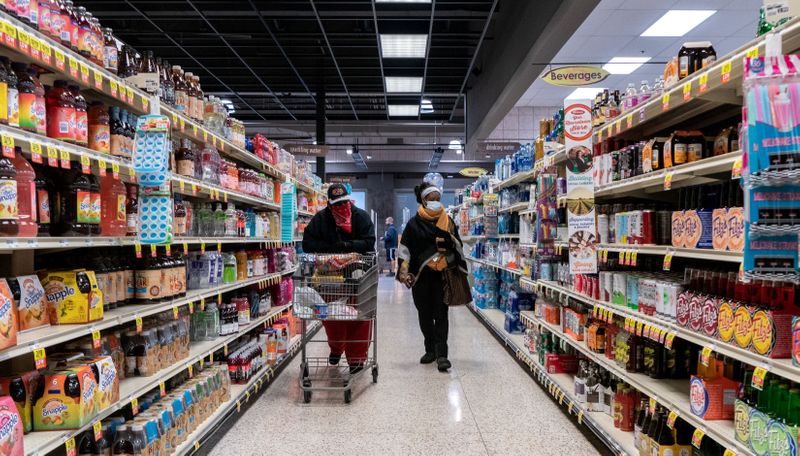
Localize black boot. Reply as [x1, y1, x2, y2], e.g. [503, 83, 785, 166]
[329, 353, 342, 366]
[435, 343, 450, 372]
[420, 352, 436, 364]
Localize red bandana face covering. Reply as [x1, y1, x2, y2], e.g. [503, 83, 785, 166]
[331, 201, 353, 233]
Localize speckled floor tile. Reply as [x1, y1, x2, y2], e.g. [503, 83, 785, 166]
[207, 277, 596, 455]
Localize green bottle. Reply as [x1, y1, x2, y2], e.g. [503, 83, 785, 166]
[787, 388, 800, 427]
[776, 383, 791, 422]
[768, 379, 782, 418]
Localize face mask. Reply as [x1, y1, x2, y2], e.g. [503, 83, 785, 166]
[425, 201, 442, 210]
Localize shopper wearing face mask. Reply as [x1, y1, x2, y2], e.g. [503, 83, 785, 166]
[397, 182, 471, 372]
[303, 183, 376, 373]
[382, 217, 398, 277]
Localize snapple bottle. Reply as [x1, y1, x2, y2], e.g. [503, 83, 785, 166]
[12, 149, 37, 237]
[14, 63, 46, 135]
[57, 167, 92, 236]
[100, 170, 126, 236]
[88, 101, 110, 153]
[0, 154, 18, 236]
[70, 85, 88, 146]
[46, 80, 75, 142]
[34, 164, 52, 236]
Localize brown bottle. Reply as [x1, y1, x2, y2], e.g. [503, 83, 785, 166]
[185, 71, 198, 121]
[137, 50, 158, 95]
[193, 75, 203, 121]
[173, 66, 189, 114]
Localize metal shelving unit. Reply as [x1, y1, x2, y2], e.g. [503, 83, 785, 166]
[596, 243, 742, 263]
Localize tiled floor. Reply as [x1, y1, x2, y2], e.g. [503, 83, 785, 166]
[208, 277, 602, 456]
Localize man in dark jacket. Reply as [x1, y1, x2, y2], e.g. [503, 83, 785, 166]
[302, 183, 376, 373]
[382, 217, 398, 276]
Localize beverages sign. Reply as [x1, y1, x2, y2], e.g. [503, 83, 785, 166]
[541, 65, 609, 87]
[284, 144, 330, 156]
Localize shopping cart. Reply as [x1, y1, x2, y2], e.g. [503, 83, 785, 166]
[294, 253, 379, 403]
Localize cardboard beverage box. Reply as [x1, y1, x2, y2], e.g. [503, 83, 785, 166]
[0, 396, 25, 456]
[7, 275, 49, 332]
[733, 304, 755, 351]
[0, 371, 41, 434]
[792, 316, 800, 367]
[543, 353, 578, 374]
[0, 279, 19, 351]
[50, 355, 119, 413]
[750, 308, 793, 358]
[689, 375, 740, 420]
[701, 295, 721, 338]
[32, 365, 98, 431]
[718, 300, 736, 345]
[39, 270, 104, 324]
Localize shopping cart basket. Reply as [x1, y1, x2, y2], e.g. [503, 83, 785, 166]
[294, 253, 379, 403]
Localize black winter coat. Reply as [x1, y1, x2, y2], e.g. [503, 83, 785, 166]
[302, 205, 376, 254]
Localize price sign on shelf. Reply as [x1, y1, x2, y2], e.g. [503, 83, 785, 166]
[17, 30, 29, 54]
[732, 157, 743, 179]
[80, 155, 91, 174]
[664, 172, 674, 191]
[109, 79, 118, 98]
[30, 141, 42, 163]
[159, 381, 166, 398]
[93, 420, 103, 442]
[721, 60, 732, 84]
[752, 365, 769, 391]
[65, 437, 76, 456]
[3, 22, 17, 48]
[699, 73, 709, 93]
[661, 93, 670, 111]
[98, 159, 106, 176]
[667, 410, 679, 429]
[32, 344, 46, 369]
[683, 81, 692, 101]
[723, 449, 736, 456]
[648, 397, 657, 414]
[663, 249, 675, 271]
[112, 162, 120, 179]
[131, 397, 139, 416]
[700, 346, 713, 367]
[79, 62, 90, 84]
[746, 46, 759, 59]
[692, 428, 705, 449]
[1, 134, 14, 158]
[91, 328, 101, 349]
[135, 316, 143, 334]
[93, 70, 103, 90]
[126, 87, 135, 105]
[664, 331, 676, 350]
[60, 149, 70, 169]
[626, 113, 633, 129]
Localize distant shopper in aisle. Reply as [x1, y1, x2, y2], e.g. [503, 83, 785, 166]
[303, 183, 376, 373]
[397, 182, 470, 372]
[383, 217, 398, 277]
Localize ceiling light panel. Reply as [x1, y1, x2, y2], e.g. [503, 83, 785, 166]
[385, 76, 423, 93]
[388, 104, 420, 116]
[380, 34, 429, 58]
[602, 56, 651, 74]
[641, 10, 716, 37]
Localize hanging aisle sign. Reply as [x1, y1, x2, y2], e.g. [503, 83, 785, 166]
[541, 66, 610, 87]
[564, 99, 597, 274]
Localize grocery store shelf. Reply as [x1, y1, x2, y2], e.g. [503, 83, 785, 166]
[173, 327, 318, 455]
[526, 278, 800, 386]
[521, 311, 747, 455]
[0, 237, 295, 253]
[519, 209, 537, 217]
[499, 202, 531, 213]
[297, 209, 315, 217]
[596, 243, 742, 263]
[172, 175, 281, 211]
[469, 304, 637, 456]
[595, 151, 741, 198]
[593, 18, 800, 141]
[0, 268, 295, 364]
[492, 143, 565, 191]
[292, 178, 323, 196]
[498, 233, 521, 240]
[460, 235, 484, 242]
[465, 256, 524, 276]
[23, 303, 294, 456]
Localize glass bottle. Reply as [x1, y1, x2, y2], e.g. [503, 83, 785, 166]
[175, 138, 195, 177]
[4, 58, 18, 128]
[125, 184, 138, 237]
[173, 66, 188, 114]
[70, 85, 88, 146]
[161, 60, 175, 106]
[103, 28, 118, 74]
[137, 50, 158, 95]
[184, 71, 197, 120]
[34, 164, 52, 236]
[193, 75, 203, 121]
[173, 195, 186, 237]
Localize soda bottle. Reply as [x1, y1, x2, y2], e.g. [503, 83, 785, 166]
[3, 58, 18, 128]
[34, 164, 52, 236]
[70, 85, 88, 146]
[109, 106, 125, 157]
[125, 184, 138, 236]
[46, 80, 75, 142]
[0, 153, 18, 236]
[88, 101, 110, 153]
[12, 149, 37, 237]
[100, 170, 126, 236]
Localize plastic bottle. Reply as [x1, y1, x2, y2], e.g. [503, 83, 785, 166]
[172, 66, 188, 114]
[100, 171, 126, 236]
[112, 424, 133, 455]
[88, 101, 110, 153]
[70, 85, 88, 146]
[14, 63, 46, 135]
[56, 0, 72, 47]
[0, 58, 8, 125]
[34, 165, 51, 236]
[224, 203, 237, 237]
[0, 154, 18, 236]
[109, 106, 125, 156]
[103, 27, 118, 74]
[200, 142, 220, 183]
[125, 184, 138, 236]
[213, 203, 225, 237]
[46, 80, 75, 142]
[87, 173, 101, 235]
[3, 58, 18, 128]
[74, 6, 89, 57]
[12, 150, 36, 237]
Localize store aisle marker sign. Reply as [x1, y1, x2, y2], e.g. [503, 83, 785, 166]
[541, 66, 609, 86]
[563, 99, 597, 274]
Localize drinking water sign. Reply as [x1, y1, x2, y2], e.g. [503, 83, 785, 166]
[541, 66, 609, 87]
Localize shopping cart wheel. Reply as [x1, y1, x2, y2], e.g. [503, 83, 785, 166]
[344, 389, 352, 404]
[303, 390, 312, 403]
[372, 367, 378, 383]
[302, 364, 309, 379]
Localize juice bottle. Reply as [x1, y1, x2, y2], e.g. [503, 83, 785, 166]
[56, 167, 92, 236]
[75, 7, 92, 59]
[175, 138, 195, 177]
[34, 164, 52, 236]
[89, 15, 103, 66]
[3, 58, 18, 128]
[70, 4, 83, 52]
[15, 0, 30, 26]
[103, 28, 118, 74]
[14, 63, 46, 135]
[109, 106, 125, 156]
[172, 66, 188, 114]
[160, 60, 174, 106]
[56, 0, 72, 47]
[0, 154, 18, 236]
[0, 58, 8, 125]
[138, 50, 158, 95]
[70, 85, 88, 146]
[37, 0, 53, 38]
[12, 150, 37, 237]
[89, 173, 101, 235]
[27, 0, 39, 30]
[125, 184, 138, 236]
[46, 80, 75, 142]
[88, 101, 110, 153]
[193, 76, 203, 121]
[100, 171, 126, 236]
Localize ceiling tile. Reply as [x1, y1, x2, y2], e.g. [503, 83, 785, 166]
[620, 0, 677, 10]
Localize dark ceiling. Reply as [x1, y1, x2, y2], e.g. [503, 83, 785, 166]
[79, 0, 498, 124]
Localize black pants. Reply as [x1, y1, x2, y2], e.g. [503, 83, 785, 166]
[411, 268, 449, 358]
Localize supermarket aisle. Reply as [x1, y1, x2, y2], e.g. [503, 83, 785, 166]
[209, 277, 601, 456]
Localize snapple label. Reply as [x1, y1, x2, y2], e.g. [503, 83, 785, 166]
[734, 305, 753, 350]
[718, 301, 735, 343]
[751, 310, 774, 356]
[676, 290, 691, 327]
[749, 409, 770, 456]
[701, 296, 719, 337]
[688, 294, 704, 332]
[767, 420, 797, 456]
[76, 191, 92, 223]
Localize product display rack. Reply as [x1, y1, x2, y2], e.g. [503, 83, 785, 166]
[22, 301, 294, 456]
[465, 256, 524, 276]
[491, 142, 566, 192]
[468, 303, 637, 456]
[0, 237, 296, 253]
[595, 244, 743, 263]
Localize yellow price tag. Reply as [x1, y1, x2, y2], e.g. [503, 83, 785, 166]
[667, 410, 679, 429]
[179, 118, 185, 131]
[626, 113, 633, 129]
[54, 48, 65, 69]
[188, 301, 194, 314]
[93, 420, 103, 441]
[746, 46, 759, 58]
[188, 364, 193, 377]
[614, 119, 621, 134]
[112, 162, 120, 178]
[664, 172, 673, 191]
[199, 357, 204, 369]
[79, 62, 89, 83]
[194, 442, 200, 451]
[649, 397, 657, 414]
[236, 400, 241, 412]
[141, 95, 149, 112]
[732, 157, 743, 179]
[109, 79, 118, 97]
[664, 332, 676, 350]
[93, 69, 103, 89]
[217, 241, 222, 252]
[630, 250, 638, 266]
[692, 428, 705, 448]
[682, 81, 691, 101]
[1, 134, 14, 158]
[700, 346, 713, 367]
[172, 305, 179, 320]
[159, 382, 166, 397]
[97, 158, 106, 176]
[29, 140, 42, 164]
[224, 344, 228, 356]
[135, 316, 143, 333]
[91, 328, 101, 349]
[661, 92, 670, 111]
[200, 241, 206, 254]
[721, 60, 732, 84]
[663, 250, 674, 271]
[32, 345, 46, 369]
[577, 410, 584, 425]
[752, 366, 769, 391]
[80, 154, 91, 174]
[193, 124, 198, 135]
[699, 72, 709, 93]
[723, 450, 736, 456]
[65, 437, 76, 456]
[131, 397, 139, 415]
[126, 87, 134, 103]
